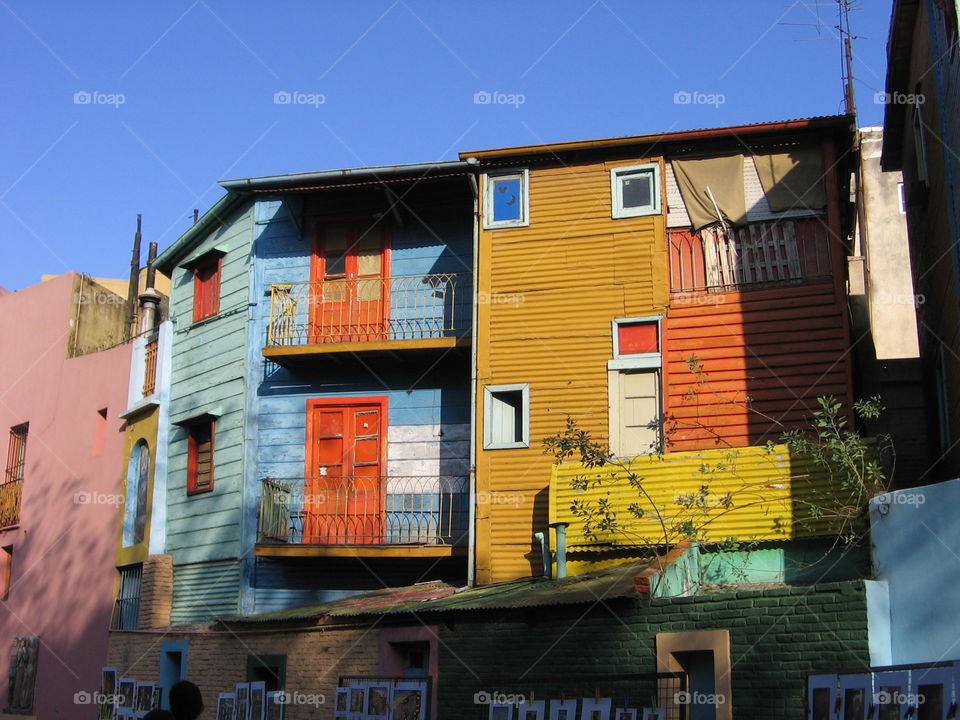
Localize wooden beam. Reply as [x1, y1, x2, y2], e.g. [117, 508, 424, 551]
[263, 336, 470, 360]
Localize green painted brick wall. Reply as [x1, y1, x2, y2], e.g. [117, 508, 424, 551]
[437, 580, 869, 719]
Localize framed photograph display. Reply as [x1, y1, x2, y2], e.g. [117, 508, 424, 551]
[118, 679, 137, 710]
[613, 710, 638, 720]
[264, 690, 285, 720]
[391, 681, 428, 720]
[549, 699, 578, 720]
[235, 683, 250, 720]
[580, 697, 612, 720]
[517, 699, 546, 720]
[216, 693, 236, 720]
[335, 687, 351, 719]
[99, 668, 118, 720]
[366, 683, 390, 720]
[248, 681, 266, 720]
[489, 701, 515, 720]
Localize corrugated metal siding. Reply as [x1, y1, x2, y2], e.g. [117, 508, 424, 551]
[664, 281, 852, 449]
[171, 560, 241, 625]
[167, 203, 253, 568]
[475, 159, 669, 584]
[550, 444, 846, 547]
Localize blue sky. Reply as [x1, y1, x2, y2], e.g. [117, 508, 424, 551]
[0, 1, 893, 291]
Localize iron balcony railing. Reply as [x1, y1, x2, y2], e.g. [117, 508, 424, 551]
[258, 476, 468, 546]
[0, 479, 22, 528]
[266, 274, 469, 346]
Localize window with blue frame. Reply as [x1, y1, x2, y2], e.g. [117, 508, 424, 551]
[485, 170, 529, 228]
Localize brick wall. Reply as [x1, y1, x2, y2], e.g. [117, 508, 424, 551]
[107, 624, 379, 720]
[138, 554, 173, 629]
[437, 580, 871, 720]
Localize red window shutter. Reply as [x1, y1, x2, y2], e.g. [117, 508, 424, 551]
[193, 258, 221, 322]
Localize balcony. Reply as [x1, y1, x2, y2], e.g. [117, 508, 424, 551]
[0, 479, 22, 528]
[256, 475, 469, 558]
[264, 274, 470, 365]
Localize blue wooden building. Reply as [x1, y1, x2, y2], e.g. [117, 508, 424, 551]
[154, 161, 475, 623]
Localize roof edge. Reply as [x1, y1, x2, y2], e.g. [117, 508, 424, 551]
[219, 160, 475, 192]
[459, 116, 855, 161]
[154, 192, 246, 274]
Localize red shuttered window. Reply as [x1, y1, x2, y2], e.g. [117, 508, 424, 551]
[187, 421, 215, 495]
[192, 256, 221, 322]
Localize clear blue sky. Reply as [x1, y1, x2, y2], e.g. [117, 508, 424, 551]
[0, 1, 893, 291]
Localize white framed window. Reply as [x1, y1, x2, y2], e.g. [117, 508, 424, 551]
[484, 169, 529, 229]
[609, 316, 661, 370]
[898, 182, 907, 214]
[609, 317, 663, 456]
[611, 163, 661, 219]
[483, 383, 530, 449]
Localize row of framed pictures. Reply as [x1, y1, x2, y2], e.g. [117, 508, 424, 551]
[216, 682, 283, 720]
[336, 680, 428, 720]
[489, 698, 666, 720]
[99, 668, 161, 720]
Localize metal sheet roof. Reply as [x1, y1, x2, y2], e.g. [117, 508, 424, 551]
[219, 559, 659, 625]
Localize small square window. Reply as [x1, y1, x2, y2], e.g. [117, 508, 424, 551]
[483, 384, 530, 449]
[611, 163, 661, 218]
[484, 170, 529, 228]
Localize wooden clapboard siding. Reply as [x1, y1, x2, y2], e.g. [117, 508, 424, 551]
[171, 560, 241, 625]
[664, 281, 852, 449]
[475, 159, 669, 584]
[166, 203, 253, 571]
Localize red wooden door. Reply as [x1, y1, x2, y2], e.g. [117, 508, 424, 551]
[305, 399, 385, 544]
[312, 222, 389, 343]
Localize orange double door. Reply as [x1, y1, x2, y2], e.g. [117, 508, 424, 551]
[304, 398, 387, 544]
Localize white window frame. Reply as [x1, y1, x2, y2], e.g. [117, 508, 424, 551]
[483, 383, 530, 449]
[484, 169, 529, 229]
[609, 315, 662, 370]
[611, 163, 661, 219]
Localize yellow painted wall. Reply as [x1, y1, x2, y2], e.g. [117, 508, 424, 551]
[550, 444, 850, 565]
[475, 158, 669, 584]
[116, 406, 160, 567]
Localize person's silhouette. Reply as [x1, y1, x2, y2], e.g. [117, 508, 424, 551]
[169, 680, 204, 720]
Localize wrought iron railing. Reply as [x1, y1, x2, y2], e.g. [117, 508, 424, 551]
[266, 274, 469, 346]
[258, 476, 468, 546]
[0, 479, 22, 528]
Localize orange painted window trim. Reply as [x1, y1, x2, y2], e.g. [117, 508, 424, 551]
[304, 396, 389, 481]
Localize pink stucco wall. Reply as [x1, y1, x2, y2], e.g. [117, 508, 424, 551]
[0, 272, 130, 718]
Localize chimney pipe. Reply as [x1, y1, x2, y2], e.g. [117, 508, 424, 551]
[125, 214, 142, 341]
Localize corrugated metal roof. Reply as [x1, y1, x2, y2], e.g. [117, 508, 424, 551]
[460, 116, 853, 161]
[220, 559, 659, 625]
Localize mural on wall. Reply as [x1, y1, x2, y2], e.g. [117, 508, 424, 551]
[6, 635, 38, 713]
